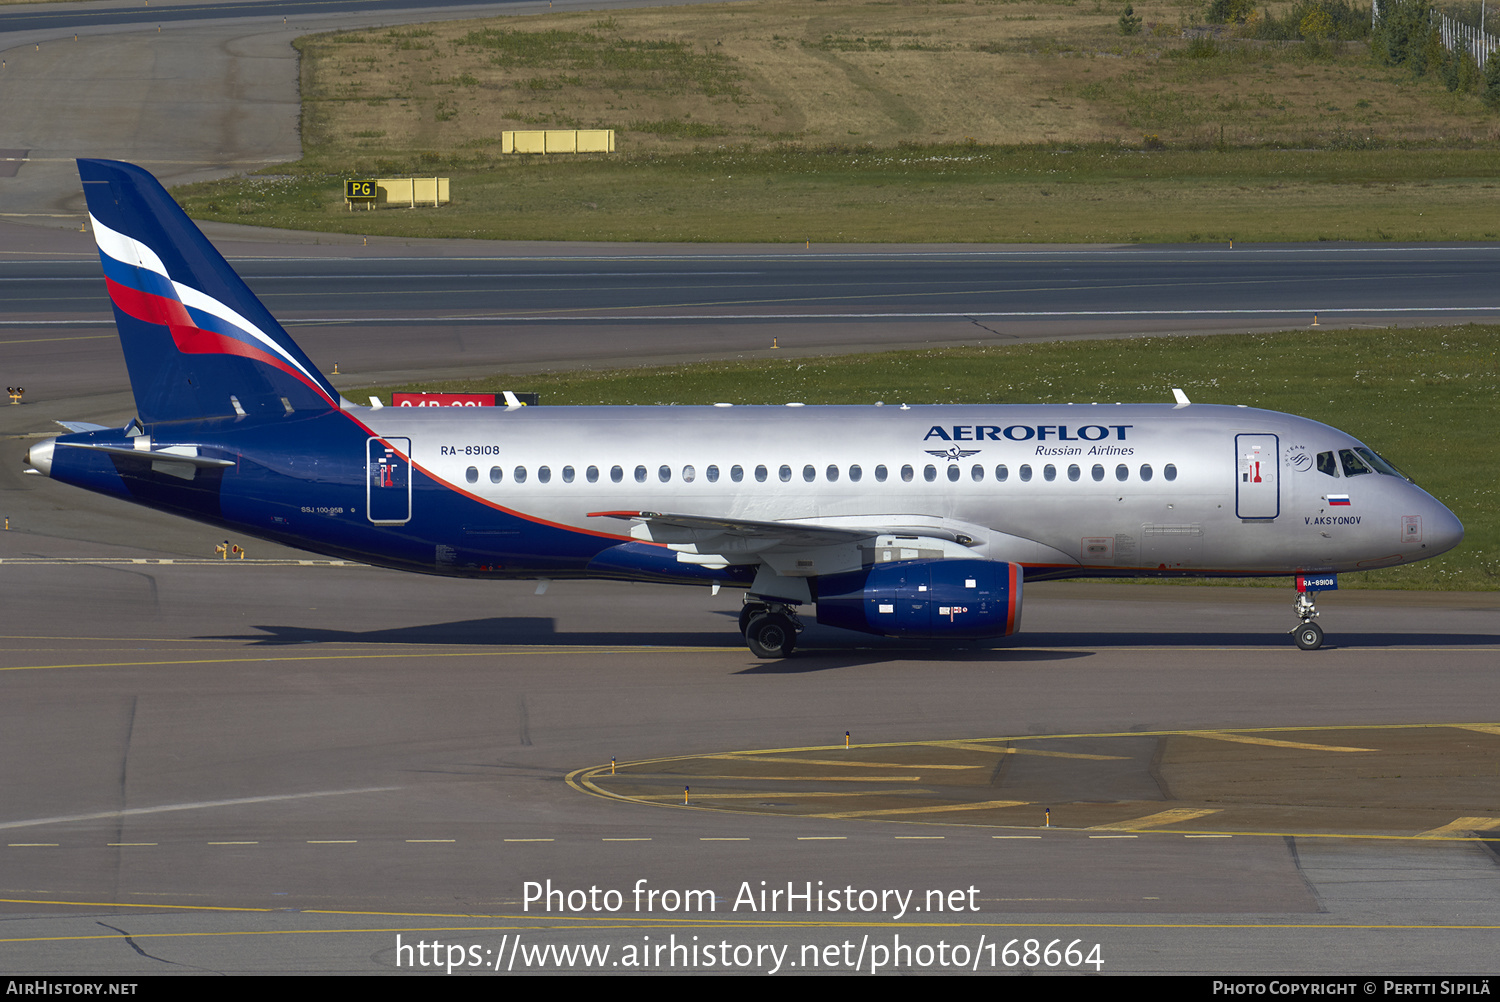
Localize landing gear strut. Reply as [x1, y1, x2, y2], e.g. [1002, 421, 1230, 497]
[741, 600, 802, 658]
[1292, 591, 1324, 651]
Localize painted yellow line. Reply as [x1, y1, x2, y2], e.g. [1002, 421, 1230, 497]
[405, 840, 455, 843]
[601, 838, 651, 841]
[700, 837, 749, 841]
[105, 843, 156, 847]
[993, 835, 1043, 839]
[613, 775, 923, 783]
[925, 741, 1129, 761]
[632, 791, 883, 800]
[208, 842, 258, 845]
[796, 836, 846, 840]
[1181, 731, 1376, 752]
[699, 754, 974, 770]
[1452, 724, 1500, 736]
[1090, 808, 1223, 831]
[307, 840, 357, 844]
[0, 646, 724, 672]
[811, 799, 1030, 820]
[503, 839, 554, 842]
[3, 899, 1498, 938]
[894, 835, 945, 839]
[1417, 816, 1500, 838]
[7, 843, 58, 847]
[1089, 835, 1139, 839]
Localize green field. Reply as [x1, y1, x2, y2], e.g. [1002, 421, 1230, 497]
[359, 325, 1500, 590]
[170, 0, 1500, 244]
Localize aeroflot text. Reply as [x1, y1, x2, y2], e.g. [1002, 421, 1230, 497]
[923, 425, 1132, 442]
[523, 879, 979, 921]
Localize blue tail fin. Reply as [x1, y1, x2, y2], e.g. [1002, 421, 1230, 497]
[78, 159, 344, 425]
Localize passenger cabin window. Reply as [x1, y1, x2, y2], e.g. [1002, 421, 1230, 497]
[538, 466, 551, 484]
[1019, 464, 1033, 482]
[971, 464, 984, 482]
[803, 465, 816, 483]
[849, 465, 863, 483]
[1068, 464, 1081, 482]
[466, 466, 478, 484]
[489, 466, 503, 483]
[755, 465, 768, 482]
[1092, 464, 1105, 482]
[682, 465, 695, 483]
[706, 465, 719, 483]
[731, 465, 744, 483]
[634, 465, 647, 483]
[901, 465, 914, 482]
[587, 466, 599, 483]
[779, 465, 792, 483]
[658, 465, 671, 483]
[1043, 464, 1057, 482]
[562, 466, 575, 483]
[924, 465, 937, 482]
[1116, 464, 1129, 482]
[610, 465, 623, 484]
[1164, 464, 1177, 482]
[875, 465, 888, 482]
[1317, 452, 1338, 477]
[1139, 464, 1153, 482]
[826, 464, 839, 482]
[514, 466, 528, 483]
[995, 464, 1008, 482]
[946, 465, 960, 482]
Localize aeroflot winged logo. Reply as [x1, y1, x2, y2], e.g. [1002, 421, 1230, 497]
[89, 214, 338, 407]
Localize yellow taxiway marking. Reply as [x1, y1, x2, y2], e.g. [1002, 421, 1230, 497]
[105, 843, 156, 847]
[620, 775, 922, 783]
[633, 791, 886, 801]
[811, 799, 1029, 820]
[698, 754, 976, 770]
[1090, 808, 1223, 831]
[1452, 724, 1500, 736]
[1179, 731, 1376, 752]
[1417, 817, 1500, 838]
[0, 646, 725, 672]
[2, 898, 1499, 939]
[926, 741, 1129, 761]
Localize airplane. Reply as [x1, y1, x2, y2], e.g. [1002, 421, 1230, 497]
[23, 160, 1464, 656]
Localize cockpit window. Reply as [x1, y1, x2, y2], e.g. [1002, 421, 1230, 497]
[1338, 449, 1372, 477]
[1316, 451, 1338, 477]
[1355, 447, 1411, 481]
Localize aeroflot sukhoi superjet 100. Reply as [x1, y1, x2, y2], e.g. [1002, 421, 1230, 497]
[24, 160, 1464, 655]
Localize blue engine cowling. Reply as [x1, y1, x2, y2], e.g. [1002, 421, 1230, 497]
[813, 559, 1022, 639]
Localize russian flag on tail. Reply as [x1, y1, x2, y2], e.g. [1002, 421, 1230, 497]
[78, 159, 344, 425]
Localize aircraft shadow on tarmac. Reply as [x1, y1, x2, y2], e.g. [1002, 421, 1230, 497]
[199, 616, 1495, 658]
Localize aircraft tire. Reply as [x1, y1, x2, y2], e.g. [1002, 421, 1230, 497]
[739, 604, 768, 636]
[745, 613, 796, 658]
[1294, 621, 1324, 651]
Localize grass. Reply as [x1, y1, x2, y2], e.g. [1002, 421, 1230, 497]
[356, 324, 1500, 591]
[176, 145, 1500, 243]
[167, 0, 1500, 243]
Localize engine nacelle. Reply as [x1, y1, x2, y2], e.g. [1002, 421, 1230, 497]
[813, 559, 1022, 639]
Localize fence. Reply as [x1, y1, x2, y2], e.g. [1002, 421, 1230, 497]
[1373, 0, 1498, 66]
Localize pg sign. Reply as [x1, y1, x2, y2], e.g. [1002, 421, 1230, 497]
[345, 179, 377, 209]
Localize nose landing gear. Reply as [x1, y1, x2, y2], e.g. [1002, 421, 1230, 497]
[1292, 591, 1324, 650]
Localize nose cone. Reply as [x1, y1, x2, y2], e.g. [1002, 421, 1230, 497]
[1427, 501, 1464, 558]
[24, 438, 54, 477]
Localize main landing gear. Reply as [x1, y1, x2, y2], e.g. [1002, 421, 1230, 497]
[740, 600, 803, 659]
[1292, 591, 1324, 651]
